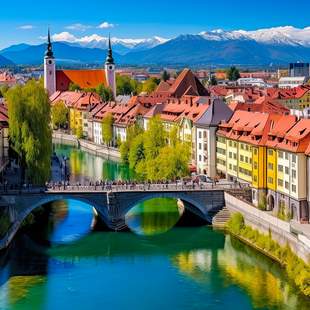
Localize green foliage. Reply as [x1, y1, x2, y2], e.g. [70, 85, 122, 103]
[101, 112, 114, 146]
[96, 83, 114, 102]
[76, 125, 83, 139]
[0, 210, 11, 238]
[122, 116, 191, 181]
[6, 79, 52, 184]
[51, 100, 69, 129]
[68, 83, 82, 91]
[226, 66, 241, 81]
[128, 134, 145, 170]
[226, 212, 310, 297]
[277, 201, 290, 221]
[0, 84, 9, 98]
[258, 194, 267, 211]
[161, 70, 170, 82]
[142, 77, 160, 94]
[210, 75, 218, 85]
[116, 75, 142, 95]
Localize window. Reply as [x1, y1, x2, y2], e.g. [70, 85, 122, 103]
[268, 163, 274, 170]
[229, 152, 232, 159]
[278, 151, 283, 159]
[254, 162, 258, 169]
[253, 148, 258, 155]
[199, 155, 202, 161]
[278, 179, 283, 187]
[285, 181, 289, 190]
[292, 184, 296, 193]
[292, 154, 296, 163]
[285, 167, 289, 174]
[198, 132, 202, 139]
[203, 131, 207, 138]
[229, 164, 232, 170]
[292, 170, 296, 179]
[278, 165, 283, 172]
[285, 153, 289, 160]
[268, 177, 273, 184]
[240, 155, 244, 162]
[233, 153, 237, 160]
[199, 143, 202, 150]
[268, 149, 273, 156]
[204, 144, 207, 151]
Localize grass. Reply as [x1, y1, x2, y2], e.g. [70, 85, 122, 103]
[226, 212, 310, 297]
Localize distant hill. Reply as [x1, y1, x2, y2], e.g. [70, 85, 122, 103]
[122, 34, 310, 66]
[0, 54, 14, 66]
[0, 42, 121, 66]
[2, 27, 310, 66]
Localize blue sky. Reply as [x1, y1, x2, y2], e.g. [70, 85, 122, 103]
[0, 0, 310, 48]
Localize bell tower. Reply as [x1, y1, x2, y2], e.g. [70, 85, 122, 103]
[105, 35, 116, 99]
[44, 28, 56, 95]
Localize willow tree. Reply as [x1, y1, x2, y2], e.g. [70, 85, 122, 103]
[6, 80, 52, 184]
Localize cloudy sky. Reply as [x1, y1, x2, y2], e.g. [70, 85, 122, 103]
[0, 0, 310, 48]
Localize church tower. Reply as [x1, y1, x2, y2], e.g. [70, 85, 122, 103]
[44, 29, 56, 95]
[105, 35, 116, 99]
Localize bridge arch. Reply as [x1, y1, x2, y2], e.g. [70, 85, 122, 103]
[122, 192, 210, 223]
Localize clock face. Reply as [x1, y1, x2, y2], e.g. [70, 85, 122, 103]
[48, 60, 53, 65]
[109, 65, 113, 70]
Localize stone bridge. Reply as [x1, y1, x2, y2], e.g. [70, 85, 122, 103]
[0, 188, 226, 250]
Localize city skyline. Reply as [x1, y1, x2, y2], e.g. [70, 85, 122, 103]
[0, 0, 310, 48]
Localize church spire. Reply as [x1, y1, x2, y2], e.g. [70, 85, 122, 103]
[105, 34, 114, 65]
[45, 28, 54, 58]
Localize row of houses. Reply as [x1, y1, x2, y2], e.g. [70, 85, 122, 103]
[216, 111, 310, 223]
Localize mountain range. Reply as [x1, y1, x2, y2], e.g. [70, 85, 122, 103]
[1, 26, 310, 67]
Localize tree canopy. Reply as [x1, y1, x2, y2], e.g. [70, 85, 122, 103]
[121, 116, 190, 181]
[5, 80, 52, 184]
[96, 83, 114, 102]
[68, 83, 82, 91]
[227, 66, 241, 81]
[116, 75, 142, 96]
[51, 100, 69, 129]
[101, 112, 114, 146]
[142, 77, 160, 94]
[161, 70, 170, 82]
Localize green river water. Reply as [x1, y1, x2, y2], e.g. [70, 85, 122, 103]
[0, 144, 309, 309]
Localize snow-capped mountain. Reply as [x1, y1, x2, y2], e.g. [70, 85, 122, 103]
[50, 32, 169, 54]
[199, 26, 310, 46]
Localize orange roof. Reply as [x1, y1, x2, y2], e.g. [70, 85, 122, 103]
[56, 69, 108, 91]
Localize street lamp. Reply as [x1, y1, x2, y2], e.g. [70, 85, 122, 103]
[63, 156, 68, 190]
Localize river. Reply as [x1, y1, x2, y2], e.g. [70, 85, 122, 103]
[0, 144, 309, 310]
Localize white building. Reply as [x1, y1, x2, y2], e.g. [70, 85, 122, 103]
[278, 76, 307, 89]
[237, 78, 270, 88]
[194, 99, 233, 177]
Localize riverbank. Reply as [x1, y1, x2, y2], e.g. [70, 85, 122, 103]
[226, 212, 310, 297]
[52, 131, 121, 161]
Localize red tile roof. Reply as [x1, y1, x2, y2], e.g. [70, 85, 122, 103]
[56, 70, 108, 91]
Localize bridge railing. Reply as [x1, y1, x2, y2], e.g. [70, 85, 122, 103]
[0, 181, 249, 194]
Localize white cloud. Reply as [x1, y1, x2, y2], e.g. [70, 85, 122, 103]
[65, 23, 92, 32]
[98, 22, 114, 29]
[19, 25, 35, 30]
[52, 32, 78, 42]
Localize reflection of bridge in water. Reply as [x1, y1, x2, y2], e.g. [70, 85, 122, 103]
[0, 227, 226, 287]
[0, 185, 235, 250]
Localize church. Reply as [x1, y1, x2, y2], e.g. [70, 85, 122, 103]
[43, 30, 116, 97]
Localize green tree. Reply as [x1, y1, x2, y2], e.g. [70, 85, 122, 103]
[144, 115, 166, 160]
[6, 79, 52, 184]
[101, 112, 114, 146]
[69, 83, 81, 91]
[116, 75, 142, 96]
[161, 70, 170, 82]
[128, 133, 145, 170]
[210, 75, 218, 85]
[96, 83, 114, 102]
[227, 66, 241, 81]
[51, 100, 69, 129]
[76, 125, 83, 139]
[142, 77, 160, 94]
[0, 84, 9, 98]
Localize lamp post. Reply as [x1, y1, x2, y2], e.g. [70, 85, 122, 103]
[63, 156, 68, 190]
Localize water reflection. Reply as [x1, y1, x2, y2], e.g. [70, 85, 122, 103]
[53, 144, 134, 182]
[125, 198, 183, 236]
[0, 227, 309, 310]
[47, 200, 95, 244]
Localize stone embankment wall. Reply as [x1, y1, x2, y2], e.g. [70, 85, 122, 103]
[52, 132, 121, 160]
[225, 192, 310, 263]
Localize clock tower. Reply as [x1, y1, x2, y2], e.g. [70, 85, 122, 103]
[44, 29, 56, 95]
[105, 35, 116, 99]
